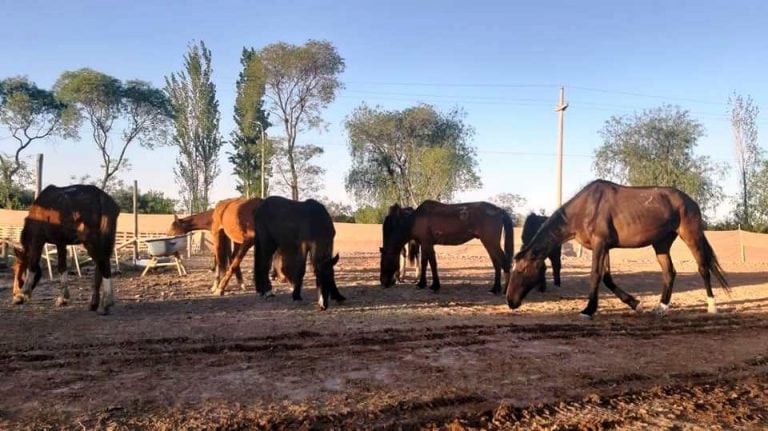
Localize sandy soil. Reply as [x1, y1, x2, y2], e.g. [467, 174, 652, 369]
[1, 243, 767, 430]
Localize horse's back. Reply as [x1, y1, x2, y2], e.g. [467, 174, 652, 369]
[256, 196, 335, 243]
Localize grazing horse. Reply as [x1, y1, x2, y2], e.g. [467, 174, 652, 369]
[521, 213, 562, 292]
[380, 200, 514, 294]
[253, 196, 345, 311]
[12, 184, 119, 315]
[209, 197, 262, 295]
[507, 180, 729, 317]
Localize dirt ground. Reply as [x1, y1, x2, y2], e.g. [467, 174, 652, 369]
[1, 245, 767, 430]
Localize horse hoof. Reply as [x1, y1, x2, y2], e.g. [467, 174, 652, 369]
[55, 297, 68, 307]
[652, 303, 669, 316]
[633, 302, 644, 313]
[12, 294, 28, 305]
[262, 290, 275, 299]
[578, 313, 593, 320]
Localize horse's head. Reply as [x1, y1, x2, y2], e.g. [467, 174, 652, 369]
[316, 253, 340, 310]
[380, 204, 411, 288]
[11, 245, 41, 297]
[167, 214, 185, 236]
[506, 249, 546, 309]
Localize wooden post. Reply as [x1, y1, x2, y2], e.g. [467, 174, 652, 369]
[133, 180, 139, 262]
[554, 87, 568, 207]
[34, 154, 43, 198]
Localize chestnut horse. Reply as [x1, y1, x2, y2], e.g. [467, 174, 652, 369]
[380, 200, 514, 294]
[253, 196, 345, 310]
[521, 213, 562, 292]
[168, 209, 216, 271]
[12, 184, 119, 315]
[507, 180, 729, 317]
[209, 197, 261, 295]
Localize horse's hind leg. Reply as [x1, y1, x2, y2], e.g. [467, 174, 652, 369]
[678, 230, 717, 313]
[416, 243, 430, 289]
[651, 235, 678, 315]
[217, 242, 250, 295]
[55, 244, 70, 307]
[420, 242, 440, 292]
[480, 235, 505, 294]
[601, 253, 641, 311]
[292, 250, 308, 301]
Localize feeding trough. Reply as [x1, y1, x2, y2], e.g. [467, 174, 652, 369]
[139, 234, 188, 276]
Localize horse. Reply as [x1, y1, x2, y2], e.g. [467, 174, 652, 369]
[168, 209, 216, 271]
[253, 196, 345, 311]
[209, 197, 262, 295]
[506, 180, 729, 318]
[521, 213, 562, 292]
[11, 184, 119, 315]
[380, 200, 514, 294]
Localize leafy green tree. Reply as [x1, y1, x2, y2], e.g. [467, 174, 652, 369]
[593, 105, 724, 214]
[728, 93, 761, 227]
[69, 175, 176, 214]
[271, 141, 324, 199]
[54, 69, 171, 189]
[256, 40, 344, 200]
[345, 103, 481, 208]
[229, 48, 272, 198]
[489, 193, 527, 224]
[319, 198, 355, 222]
[353, 205, 388, 224]
[165, 41, 223, 212]
[0, 77, 78, 207]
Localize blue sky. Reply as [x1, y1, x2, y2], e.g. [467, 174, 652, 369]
[2, 0, 767, 218]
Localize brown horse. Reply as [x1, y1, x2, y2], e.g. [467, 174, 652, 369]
[380, 200, 514, 294]
[253, 196, 345, 310]
[209, 197, 260, 295]
[12, 184, 119, 315]
[168, 209, 216, 271]
[507, 180, 729, 317]
[521, 213, 562, 291]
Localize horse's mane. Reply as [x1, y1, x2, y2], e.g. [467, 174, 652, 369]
[521, 213, 547, 245]
[515, 208, 567, 260]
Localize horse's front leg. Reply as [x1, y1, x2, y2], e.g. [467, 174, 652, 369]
[423, 243, 440, 292]
[55, 244, 70, 307]
[580, 243, 607, 318]
[601, 253, 641, 312]
[292, 251, 308, 301]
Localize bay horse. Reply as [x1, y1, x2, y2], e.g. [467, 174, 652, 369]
[253, 196, 345, 311]
[521, 213, 562, 292]
[12, 184, 119, 315]
[380, 200, 514, 294]
[506, 180, 729, 317]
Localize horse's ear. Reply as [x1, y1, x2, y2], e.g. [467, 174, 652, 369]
[330, 253, 339, 266]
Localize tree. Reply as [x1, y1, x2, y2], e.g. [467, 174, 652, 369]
[256, 40, 344, 200]
[229, 48, 272, 198]
[165, 41, 224, 213]
[0, 77, 78, 208]
[593, 105, 724, 214]
[54, 69, 171, 189]
[489, 193, 527, 224]
[728, 93, 760, 227]
[319, 198, 354, 222]
[345, 103, 481, 208]
[271, 140, 325, 199]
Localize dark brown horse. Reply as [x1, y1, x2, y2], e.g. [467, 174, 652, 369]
[521, 213, 561, 291]
[12, 184, 119, 315]
[507, 180, 729, 317]
[253, 196, 345, 311]
[380, 200, 514, 294]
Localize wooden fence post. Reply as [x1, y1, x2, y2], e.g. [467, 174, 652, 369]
[739, 224, 746, 263]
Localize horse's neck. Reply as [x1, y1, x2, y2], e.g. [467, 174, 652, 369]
[187, 215, 212, 231]
[530, 210, 571, 257]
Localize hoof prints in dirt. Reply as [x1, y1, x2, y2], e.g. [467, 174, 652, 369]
[431, 377, 768, 430]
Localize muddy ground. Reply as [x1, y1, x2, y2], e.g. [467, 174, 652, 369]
[0, 252, 767, 430]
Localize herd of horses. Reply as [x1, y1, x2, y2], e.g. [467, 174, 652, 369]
[8, 180, 730, 317]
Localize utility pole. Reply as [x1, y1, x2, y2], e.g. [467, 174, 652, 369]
[554, 87, 568, 207]
[34, 154, 43, 198]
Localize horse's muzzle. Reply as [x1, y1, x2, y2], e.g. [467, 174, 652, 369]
[507, 298, 520, 309]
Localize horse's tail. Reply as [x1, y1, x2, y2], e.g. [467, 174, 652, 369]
[406, 240, 419, 266]
[501, 210, 514, 272]
[702, 235, 730, 293]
